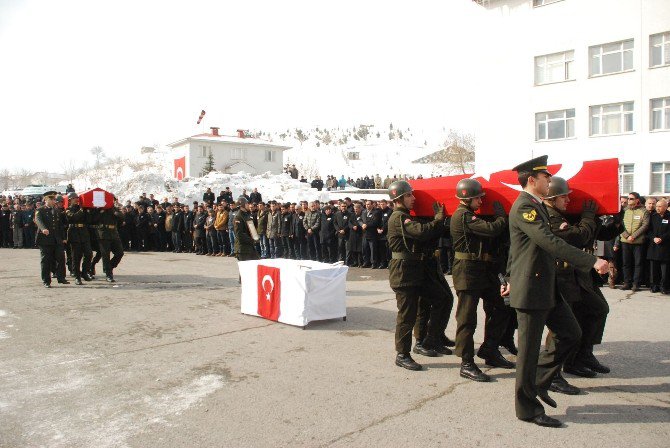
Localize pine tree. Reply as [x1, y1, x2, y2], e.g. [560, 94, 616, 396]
[201, 150, 215, 176]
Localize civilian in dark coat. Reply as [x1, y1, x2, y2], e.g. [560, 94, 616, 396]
[280, 204, 294, 259]
[134, 206, 151, 251]
[347, 203, 364, 267]
[292, 205, 307, 260]
[182, 205, 195, 252]
[333, 202, 350, 262]
[361, 200, 381, 268]
[202, 188, 215, 206]
[172, 207, 184, 252]
[319, 205, 337, 262]
[647, 199, 670, 293]
[193, 206, 207, 255]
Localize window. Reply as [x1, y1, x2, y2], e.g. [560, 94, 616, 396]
[231, 148, 246, 160]
[589, 39, 634, 76]
[590, 102, 634, 136]
[535, 109, 575, 140]
[619, 164, 634, 195]
[651, 162, 670, 194]
[651, 97, 670, 131]
[199, 145, 210, 157]
[535, 51, 574, 85]
[650, 32, 670, 67]
[347, 152, 360, 160]
[264, 150, 276, 162]
[533, 0, 563, 6]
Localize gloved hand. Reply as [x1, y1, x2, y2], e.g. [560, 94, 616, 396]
[503, 295, 510, 306]
[492, 201, 506, 218]
[433, 201, 446, 221]
[582, 199, 597, 216]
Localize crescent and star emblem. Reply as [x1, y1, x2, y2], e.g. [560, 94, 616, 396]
[261, 274, 274, 301]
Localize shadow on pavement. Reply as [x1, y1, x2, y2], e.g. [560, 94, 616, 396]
[90, 274, 240, 290]
[595, 341, 670, 379]
[305, 306, 396, 332]
[563, 404, 670, 424]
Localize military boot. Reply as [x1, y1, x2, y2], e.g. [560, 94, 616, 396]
[413, 342, 439, 357]
[579, 346, 610, 374]
[477, 346, 515, 369]
[460, 360, 490, 382]
[395, 353, 422, 371]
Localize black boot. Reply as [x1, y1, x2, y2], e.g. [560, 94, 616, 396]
[460, 360, 491, 382]
[395, 353, 422, 371]
[501, 339, 518, 356]
[564, 360, 597, 378]
[549, 373, 581, 395]
[74, 278, 83, 285]
[477, 346, 515, 369]
[579, 347, 610, 374]
[413, 342, 439, 357]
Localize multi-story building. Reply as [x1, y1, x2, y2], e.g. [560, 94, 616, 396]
[474, 0, 670, 196]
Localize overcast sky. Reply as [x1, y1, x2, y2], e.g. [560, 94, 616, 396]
[0, 0, 489, 171]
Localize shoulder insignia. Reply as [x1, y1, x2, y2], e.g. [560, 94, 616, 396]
[522, 209, 537, 222]
[404, 218, 411, 224]
[471, 215, 477, 221]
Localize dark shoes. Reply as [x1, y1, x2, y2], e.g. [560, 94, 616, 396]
[537, 389, 557, 408]
[460, 361, 491, 382]
[82, 274, 93, 282]
[413, 343, 439, 357]
[106, 276, 116, 283]
[43, 282, 51, 288]
[395, 353, 423, 371]
[74, 278, 83, 285]
[522, 414, 563, 428]
[651, 285, 660, 293]
[564, 362, 596, 378]
[620, 284, 631, 290]
[549, 374, 581, 395]
[57, 279, 70, 285]
[443, 337, 456, 348]
[434, 345, 453, 356]
[631, 284, 640, 292]
[501, 340, 518, 356]
[478, 347, 515, 369]
[580, 352, 610, 374]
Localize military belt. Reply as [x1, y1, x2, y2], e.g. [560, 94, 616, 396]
[96, 224, 116, 229]
[72, 224, 86, 228]
[391, 252, 432, 261]
[454, 251, 495, 262]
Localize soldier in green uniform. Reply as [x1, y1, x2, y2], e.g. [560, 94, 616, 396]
[387, 180, 447, 371]
[450, 178, 513, 382]
[94, 202, 125, 282]
[542, 176, 614, 390]
[35, 191, 68, 288]
[65, 192, 93, 285]
[233, 196, 260, 262]
[503, 155, 608, 427]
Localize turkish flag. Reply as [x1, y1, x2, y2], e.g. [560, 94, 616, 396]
[174, 157, 186, 180]
[257, 265, 281, 321]
[410, 158, 620, 216]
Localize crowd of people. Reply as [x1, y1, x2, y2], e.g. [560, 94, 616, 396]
[283, 163, 425, 191]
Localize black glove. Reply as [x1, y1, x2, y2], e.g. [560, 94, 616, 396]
[492, 201, 506, 218]
[582, 199, 597, 216]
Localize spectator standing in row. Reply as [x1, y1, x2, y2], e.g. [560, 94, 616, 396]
[648, 199, 670, 293]
[615, 192, 650, 291]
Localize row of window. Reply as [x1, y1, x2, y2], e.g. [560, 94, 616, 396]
[620, 162, 670, 195]
[535, 32, 669, 85]
[535, 98, 670, 140]
[198, 145, 277, 162]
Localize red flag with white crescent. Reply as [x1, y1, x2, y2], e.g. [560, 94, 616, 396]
[257, 265, 281, 321]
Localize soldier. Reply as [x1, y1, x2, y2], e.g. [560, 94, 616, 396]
[543, 177, 615, 385]
[94, 202, 125, 282]
[503, 156, 608, 427]
[387, 180, 448, 371]
[450, 178, 513, 382]
[233, 197, 260, 261]
[65, 193, 93, 285]
[35, 191, 68, 287]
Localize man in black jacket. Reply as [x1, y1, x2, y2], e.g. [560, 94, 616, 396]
[35, 192, 68, 287]
[292, 204, 307, 260]
[135, 205, 151, 251]
[320, 205, 337, 262]
[333, 202, 350, 262]
[280, 203, 294, 259]
[249, 188, 262, 204]
[172, 206, 184, 252]
[203, 188, 215, 206]
[361, 200, 381, 268]
[182, 205, 194, 252]
[377, 199, 392, 269]
[0, 203, 11, 247]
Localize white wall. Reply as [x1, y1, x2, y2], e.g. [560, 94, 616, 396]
[477, 0, 670, 195]
[185, 141, 284, 177]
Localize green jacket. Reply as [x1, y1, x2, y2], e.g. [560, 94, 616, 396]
[94, 208, 124, 241]
[506, 191, 596, 310]
[545, 204, 597, 303]
[65, 205, 92, 244]
[450, 204, 507, 291]
[620, 206, 649, 244]
[234, 209, 258, 256]
[35, 206, 65, 246]
[387, 205, 445, 289]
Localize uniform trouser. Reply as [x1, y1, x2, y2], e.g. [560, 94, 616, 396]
[65, 242, 73, 273]
[337, 237, 347, 261]
[172, 231, 182, 252]
[514, 299, 581, 420]
[99, 238, 124, 276]
[38, 244, 65, 283]
[362, 238, 376, 266]
[621, 243, 644, 285]
[413, 284, 454, 345]
[282, 236, 294, 259]
[13, 226, 23, 247]
[454, 287, 509, 361]
[70, 241, 92, 279]
[307, 233, 320, 260]
[393, 284, 446, 354]
[650, 260, 669, 289]
[320, 239, 336, 263]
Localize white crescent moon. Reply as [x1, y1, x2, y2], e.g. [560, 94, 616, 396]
[500, 161, 584, 192]
[262, 274, 274, 293]
[176, 166, 184, 180]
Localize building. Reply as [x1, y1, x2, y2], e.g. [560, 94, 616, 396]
[474, 0, 670, 196]
[168, 127, 292, 180]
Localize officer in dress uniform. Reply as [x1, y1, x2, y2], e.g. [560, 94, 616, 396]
[450, 178, 514, 382]
[387, 180, 448, 371]
[503, 156, 608, 427]
[35, 191, 68, 287]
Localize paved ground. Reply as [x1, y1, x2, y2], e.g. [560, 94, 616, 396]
[0, 248, 668, 447]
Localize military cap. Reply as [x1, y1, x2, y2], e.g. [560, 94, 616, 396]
[67, 192, 78, 200]
[236, 196, 248, 206]
[511, 155, 551, 176]
[43, 190, 58, 199]
[55, 195, 64, 203]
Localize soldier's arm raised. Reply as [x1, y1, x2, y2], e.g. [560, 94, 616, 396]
[465, 213, 507, 238]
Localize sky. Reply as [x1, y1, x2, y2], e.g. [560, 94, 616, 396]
[0, 0, 490, 171]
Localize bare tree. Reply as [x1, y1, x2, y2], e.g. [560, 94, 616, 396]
[442, 129, 475, 174]
[90, 146, 105, 168]
[14, 168, 32, 188]
[294, 129, 308, 147]
[0, 169, 11, 191]
[61, 159, 80, 183]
